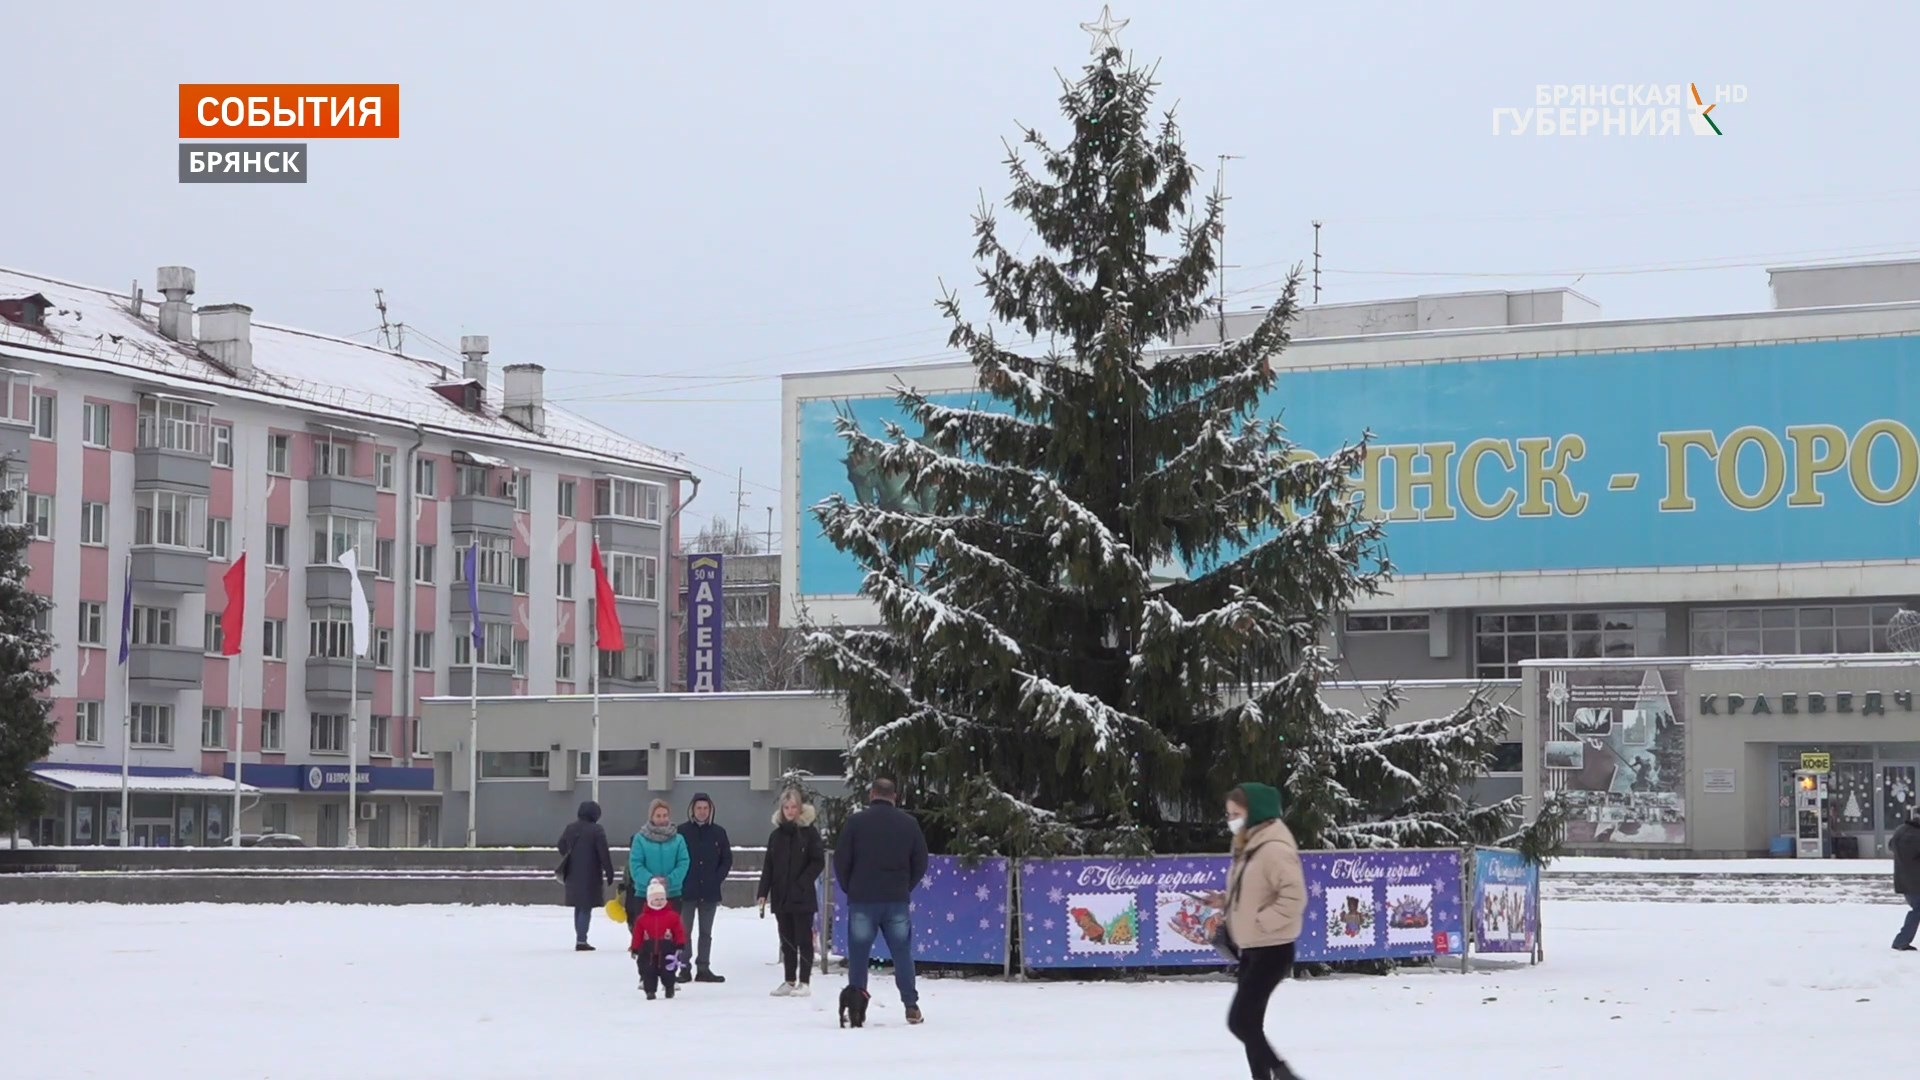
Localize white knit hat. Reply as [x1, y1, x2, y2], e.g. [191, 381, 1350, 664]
[646, 879, 667, 905]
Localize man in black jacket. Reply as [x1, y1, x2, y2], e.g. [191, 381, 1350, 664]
[833, 777, 929, 1024]
[678, 793, 732, 982]
[1891, 808, 1920, 951]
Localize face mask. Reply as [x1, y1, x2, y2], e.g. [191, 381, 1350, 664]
[1226, 817, 1246, 835]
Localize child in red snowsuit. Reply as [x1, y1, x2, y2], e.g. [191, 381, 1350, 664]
[630, 878, 687, 999]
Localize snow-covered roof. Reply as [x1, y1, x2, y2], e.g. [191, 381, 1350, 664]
[0, 266, 688, 476]
[30, 767, 260, 794]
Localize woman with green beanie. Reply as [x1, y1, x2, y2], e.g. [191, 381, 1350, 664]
[1220, 782, 1306, 1080]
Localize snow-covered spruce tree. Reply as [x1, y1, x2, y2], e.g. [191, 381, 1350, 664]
[804, 41, 1517, 857]
[0, 484, 55, 836]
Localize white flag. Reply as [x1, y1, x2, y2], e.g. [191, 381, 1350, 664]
[336, 549, 371, 658]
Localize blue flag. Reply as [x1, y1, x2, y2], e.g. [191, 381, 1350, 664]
[463, 544, 482, 651]
[117, 562, 133, 665]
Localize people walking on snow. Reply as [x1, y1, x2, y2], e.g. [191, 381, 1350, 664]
[630, 879, 687, 1000]
[757, 786, 826, 997]
[556, 800, 615, 952]
[1219, 783, 1306, 1080]
[678, 793, 732, 983]
[833, 777, 929, 1024]
[1890, 807, 1920, 951]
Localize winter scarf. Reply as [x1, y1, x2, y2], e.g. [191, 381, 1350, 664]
[638, 822, 678, 844]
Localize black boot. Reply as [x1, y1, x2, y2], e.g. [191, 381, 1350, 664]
[574, 942, 594, 952]
[696, 968, 725, 983]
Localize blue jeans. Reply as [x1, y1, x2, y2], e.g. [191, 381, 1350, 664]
[1897, 894, 1920, 948]
[846, 901, 917, 1007]
[572, 905, 593, 944]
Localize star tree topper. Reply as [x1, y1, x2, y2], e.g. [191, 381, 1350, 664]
[1080, 5, 1128, 53]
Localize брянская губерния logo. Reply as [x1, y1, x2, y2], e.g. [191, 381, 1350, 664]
[1494, 82, 1744, 137]
[177, 84, 399, 183]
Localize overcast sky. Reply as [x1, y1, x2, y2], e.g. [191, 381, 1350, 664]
[7, 1, 1913, 542]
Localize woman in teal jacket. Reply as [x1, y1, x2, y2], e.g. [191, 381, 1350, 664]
[628, 798, 690, 923]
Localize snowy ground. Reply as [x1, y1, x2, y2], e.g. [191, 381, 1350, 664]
[6, 899, 1916, 1079]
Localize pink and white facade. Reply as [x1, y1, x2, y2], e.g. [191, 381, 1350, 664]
[0, 266, 691, 847]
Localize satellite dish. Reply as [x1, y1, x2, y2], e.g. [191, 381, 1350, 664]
[1889, 608, 1920, 653]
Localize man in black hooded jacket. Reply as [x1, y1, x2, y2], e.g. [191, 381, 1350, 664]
[557, 801, 614, 952]
[678, 792, 732, 982]
[1891, 807, 1920, 951]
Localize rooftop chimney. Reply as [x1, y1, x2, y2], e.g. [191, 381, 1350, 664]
[156, 266, 196, 343]
[460, 335, 490, 393]
[197, 303, 254, 377]
[502, 363, 547, 435]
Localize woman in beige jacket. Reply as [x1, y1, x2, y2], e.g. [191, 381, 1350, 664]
[1218, 782, 1306, 1080]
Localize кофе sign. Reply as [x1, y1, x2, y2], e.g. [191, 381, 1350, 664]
[1697, 690, 1917, 716]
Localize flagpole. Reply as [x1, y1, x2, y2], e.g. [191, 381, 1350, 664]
[119, 551, 131, 847]
[466, 620, 477, 848]
[231, 627, 244, 847]
[591, 595, 602, 805]
[348, 641, 359, 849]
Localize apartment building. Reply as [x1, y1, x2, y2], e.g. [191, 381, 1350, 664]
[2, 265, 691, 847]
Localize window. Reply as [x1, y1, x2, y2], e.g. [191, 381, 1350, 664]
[267, 434, 291, 475]
[131, 703, 174, 747]
[510, 472, 531, 512]
[375, 538, 395, 579]
[1473, 609, 1667, 680]
[598, 636, 657, 683]
[413, 543, 436, 584]
[374, 628, 393, 669]
[262, 618, 287, 661]
[455, 464, 491, 498]
[376, 451, 396, 491]
[24, 493, 51, 540]
[206, 517, 232, 560]
[511, 638, 529, 678]
[556, 562, 575, 600]
[1491, 742, 1523, 774]
[75, 701, 103, 745]
[414, 457, 437, 496]
[265, 524, 288, 568]
[675, 749, 750, 780]
[308, 605, 360, 659]
[77, 601, 104, 646]
[263, 802, 289, 835]
[310, 713, 348, 754]
[136, 397, 211, 455]
[0, 371, 28, 425]
[604, 552, 658, 601]
[80, 501, 107, 546]
[130, 605, 176, 646]
[478, 751, 549, 779]
[409, 717, 426, 757]
[453, 621, 514, 668]
[777, 748, 847, 778]
[1689, 603, 1906, 657]
[134, 490, 208, 550]
[455, 533, 512, 587]
[308, 513, 374, 566]
[261, 710, 284, 752]
[81, 402, 111, 448]
[212, 424, 233, 467]
[412, 631, 435, 671]
[578, 749, 648, 778]
[558, 481, 577, 518]
[556, 643, 575, 682]
[0, 470, 19, 528]
[204, 613, 225, 656]
[512, 555, 529, 595]
[369, 715, 391, 757]
[201, 707, 227, 750]
[1344, 612, 1431, 633]
[31, 597, 49, 635]
[30, 392, 54, 440]
[313, 438, 353, 478]
[723, 592, 770, 626]
[595, 477, 664, 523]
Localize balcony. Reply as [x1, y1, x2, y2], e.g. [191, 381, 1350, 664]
[0, 420, 28, 465]
[127, 643, 203, 691]
[451, 493, 515, 533]
[306, 561, 377, 606]
[134, 446, 211, 492]
[446, 666, 515, 697]
[451, 580, 515, 621]
[308, 475, 377, 517]
[594, 517, 661, 554]
[304, 657, 374, 701]
[131, 547, 209, 594]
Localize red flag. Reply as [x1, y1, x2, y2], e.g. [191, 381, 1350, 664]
[220, 553, 246, 657]
[589, 542, 625, 652]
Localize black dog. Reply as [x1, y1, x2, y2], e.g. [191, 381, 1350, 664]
[838, 986, 869, 1028]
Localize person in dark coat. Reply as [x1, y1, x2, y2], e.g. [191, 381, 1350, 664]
[557, 800, 615, 951]
[833, 777, 929, 1024]
[757, 786, 825, 996]
[1890, 808, 1920, 950]
[677, 792, 732, 983]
